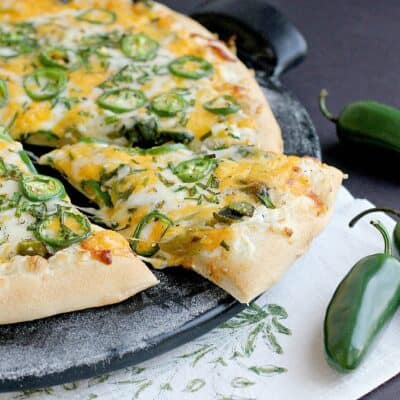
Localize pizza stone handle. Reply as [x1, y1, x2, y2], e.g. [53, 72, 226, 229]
[192, 0, 307, 78]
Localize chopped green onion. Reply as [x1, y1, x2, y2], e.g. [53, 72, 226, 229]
[0, 78, 8, 108]
[18, 150, 37, 173]
[81, 180, 112, 207]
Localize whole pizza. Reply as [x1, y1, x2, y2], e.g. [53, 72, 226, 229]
[0, 0, 343, 323]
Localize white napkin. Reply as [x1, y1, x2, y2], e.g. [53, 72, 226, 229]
[2, 186, 399, 400]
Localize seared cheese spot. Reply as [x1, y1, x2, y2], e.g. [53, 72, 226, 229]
[81, 229, 129, 253]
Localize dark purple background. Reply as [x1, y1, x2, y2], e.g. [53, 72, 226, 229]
[266, 0, 400, 211]
[161, 1, 400, 398]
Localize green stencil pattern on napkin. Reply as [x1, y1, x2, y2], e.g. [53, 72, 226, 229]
[7, 302, 290, 400]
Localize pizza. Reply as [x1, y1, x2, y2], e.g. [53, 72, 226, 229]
[0, 0, 343, 322]
[0, 133, 157, 324]
[0, 0, 282, 152]
[40, 141, 343, 303]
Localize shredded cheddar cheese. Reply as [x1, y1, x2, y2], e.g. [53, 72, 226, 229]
[40, 142, 329, 269]
[0, 0, 262, 151]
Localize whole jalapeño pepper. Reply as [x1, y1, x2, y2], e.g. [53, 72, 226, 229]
[319, 89, 400, 154]
[324, 220, 400, 372]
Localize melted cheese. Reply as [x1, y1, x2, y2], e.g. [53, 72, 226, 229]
[0, 0, 260, 150]
[0, 138, 138, 264]
[40, 142, 329, 268]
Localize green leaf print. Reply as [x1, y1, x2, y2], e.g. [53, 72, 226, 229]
[184, 378, 206, 392]
[267, 304, 288, 318]
[244, 322, 264, 356]
[231, 377, 256, 388]
[160, 382, 173, 392]
[179, 344, 216, 366]
[133, 379, 152, 399]
[263, 323, 283, 354]
[249, 365, 287, 376]
[221, 304, 267, 329]
[272, 317, 292, 335]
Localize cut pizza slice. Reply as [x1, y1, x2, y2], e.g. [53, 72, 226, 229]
[0, 0, 281, 153]
[0, 133, 157, 324]
[40, 141, 343, 303]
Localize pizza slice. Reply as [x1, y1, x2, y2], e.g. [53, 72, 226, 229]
[0, 0, 282, 153]
[0, 132, 157, 324]
[40, 141, 343, 303]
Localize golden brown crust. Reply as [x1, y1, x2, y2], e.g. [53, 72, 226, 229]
[156, 2, 283, 153]
[0, 229, 158, 324]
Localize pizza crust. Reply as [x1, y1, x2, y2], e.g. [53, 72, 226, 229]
[0, 229, 158, 325]
[155, 2, 283, 153]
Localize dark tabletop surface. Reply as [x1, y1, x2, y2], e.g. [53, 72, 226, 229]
[162, 0, 398, 398]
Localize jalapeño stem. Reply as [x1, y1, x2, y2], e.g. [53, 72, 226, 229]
[370, 220, 392, 256]
[319, 89, 339, 122]
[349, 207, 400, 227]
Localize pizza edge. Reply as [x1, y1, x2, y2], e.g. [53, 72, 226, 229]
[185, 163, 343, 303]
[155, 1, 283, 153]
[0, 224, 158, 325]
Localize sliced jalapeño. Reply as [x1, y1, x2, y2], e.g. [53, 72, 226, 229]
[39, 46, 81, 70]
[36, 209, 91, 247]
[97, 88, 146, 113]
[121, 33, 159, 61]
[131, 211, 172, 257]
[203, 95, 240, 116]
[151, 92, 187, 117]
[23, 68, 67, 101]
[77, 8, 117, 25]
[173, 156, 215, 183]
[20, 174, 64, 202]
[168, 55, 213, 80]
